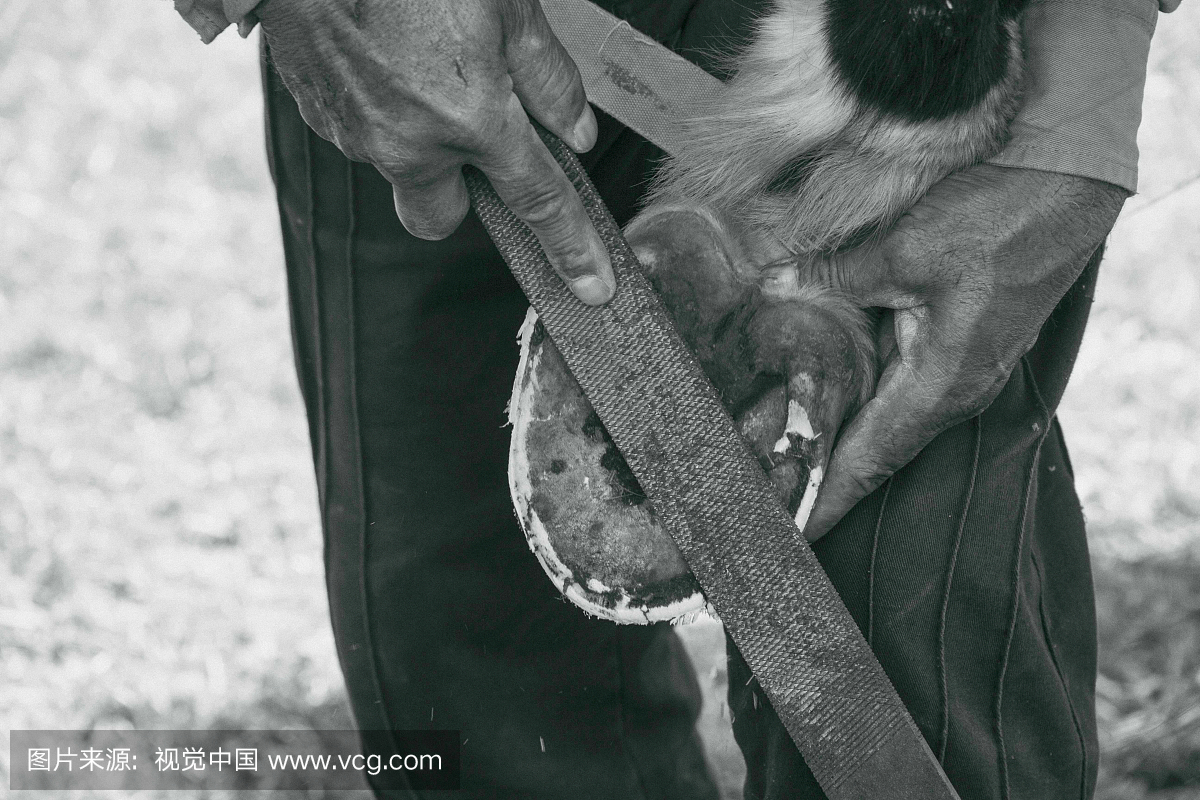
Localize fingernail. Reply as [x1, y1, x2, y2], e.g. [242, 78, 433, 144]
[568, 234, 616, 305]
[570, 105, 598, 152]
[571, 274, 614, 306]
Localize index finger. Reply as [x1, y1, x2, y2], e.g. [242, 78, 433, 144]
[475, 95, 614, 306]
[801, 361, 954, 541]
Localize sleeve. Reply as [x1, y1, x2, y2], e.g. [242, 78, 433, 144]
[178, 0, 1179, 193]
[173, 0, 262, 44]
[984, 0, 1163, 193]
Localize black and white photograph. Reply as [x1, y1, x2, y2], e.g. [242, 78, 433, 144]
[1, 0, 1198, 798]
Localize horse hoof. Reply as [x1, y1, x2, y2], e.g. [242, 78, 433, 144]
[507, 207, 868, 623]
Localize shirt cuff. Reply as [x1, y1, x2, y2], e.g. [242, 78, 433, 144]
[985, 0, 1159, 193]
[173, 0, 262, 44]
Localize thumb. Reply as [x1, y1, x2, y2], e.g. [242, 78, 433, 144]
[503, 0, 598, 153]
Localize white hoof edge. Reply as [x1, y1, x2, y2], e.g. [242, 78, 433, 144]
[507, 309, 713, 625]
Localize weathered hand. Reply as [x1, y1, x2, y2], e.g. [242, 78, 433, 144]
[256, 0, 614, 305]
[796, 165, 1126, 541]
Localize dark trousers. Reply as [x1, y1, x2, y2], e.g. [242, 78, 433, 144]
[261, 6, 1100, 796]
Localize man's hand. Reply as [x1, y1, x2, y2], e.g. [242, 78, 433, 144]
[255, 0, 614, 305]
[798, 165, 1126, 541]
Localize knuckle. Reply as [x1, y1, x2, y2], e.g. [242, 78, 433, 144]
[392, 183, 466, 241]
[377, 161, 420, 192]
[505, 11, 582, 117]
[972, 365, 1013, 408]
[889, 228, 923, 264]
[971, 353, 1016, 391]
[843, 466, 888, 500]
[504, 0, 549, 50]
[803, 254, 835, 289]
[440, 99, 508, 153]
[439, 100, 487, 135]
[343, 117, 415, 167]
[294, 101, 341, 151]
[949, 398, 987, 426]
[515, 23, 554, 59]
[500, 165, 574, 221]
[531, 72, 582, 127]
[830, 253, 858, 291]
[353, 133, 389, 164]
[333, 134, 372, 165]
[943, 371, 1007, 422]
[512, 182, 569, 227]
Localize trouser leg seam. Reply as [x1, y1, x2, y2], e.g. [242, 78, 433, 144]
[1030, 540, 1091, 800]
[993, 357, 1053, 800]
[937, 416, 982, 763]
[866, 479, 893, 647]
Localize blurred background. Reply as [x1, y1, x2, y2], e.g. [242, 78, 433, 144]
[0, 1, 1197, 798]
